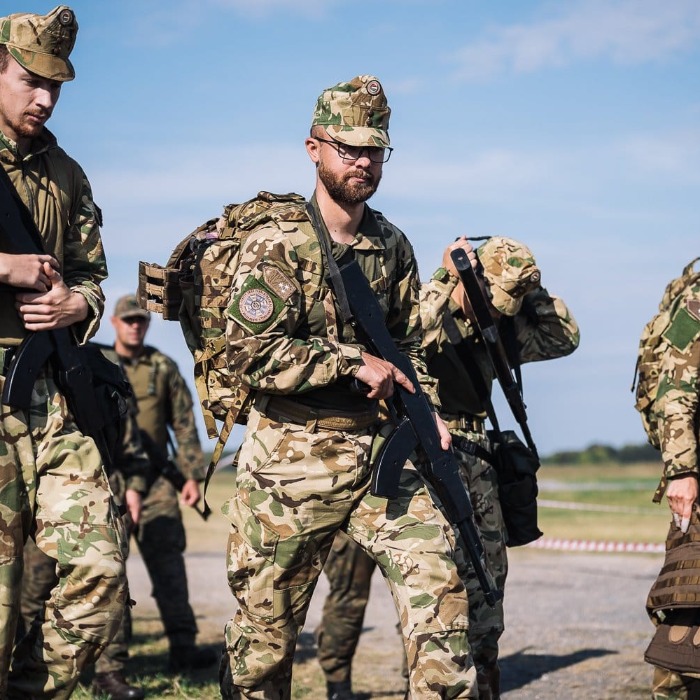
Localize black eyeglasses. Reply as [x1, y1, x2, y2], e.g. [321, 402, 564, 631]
[315, 137, 393, 164]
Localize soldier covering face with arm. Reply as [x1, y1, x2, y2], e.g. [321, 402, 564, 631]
[0, 6, 128, 698]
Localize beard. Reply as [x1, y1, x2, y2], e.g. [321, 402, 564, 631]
[318, 160, 382, 205]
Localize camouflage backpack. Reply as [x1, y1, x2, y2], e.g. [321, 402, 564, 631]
[632, 256, 700, 449]
[137, 191, 315, 467]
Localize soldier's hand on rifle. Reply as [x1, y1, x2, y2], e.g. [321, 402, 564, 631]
[355, 352, 415, 400]
[180, 478, 202, 508]
[666, 475, 698, 534]
[0, 252, 59, 291]
[443, 237, 477, 279]
[15, 262, 88, 330]
[434, 412, 452, 450]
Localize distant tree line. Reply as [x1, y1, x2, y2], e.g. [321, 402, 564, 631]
[542, 442, 660, 465]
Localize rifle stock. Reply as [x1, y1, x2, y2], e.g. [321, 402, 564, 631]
[338, 258, 502, 608]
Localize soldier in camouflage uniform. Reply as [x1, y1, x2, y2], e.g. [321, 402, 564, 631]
[317, 236, 580, 699]
[20, 342, 149, 700]
[647, 273, 700, 700]
[220, 74, 478, 700]
[0, 6, 127, 698]
[108, 295, 217, 685]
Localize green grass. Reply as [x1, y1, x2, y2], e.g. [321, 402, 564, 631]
[537, 460, 671, 543]
[70, 460, 669, 698]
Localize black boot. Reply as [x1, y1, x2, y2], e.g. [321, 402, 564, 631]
[92, 671, 144, 700]
[327, 680, 354, 700]
[168, 644, 218, 672]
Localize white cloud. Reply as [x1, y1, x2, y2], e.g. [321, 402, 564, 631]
[618, 128, 700, 177]
[451, 0, 700, 81]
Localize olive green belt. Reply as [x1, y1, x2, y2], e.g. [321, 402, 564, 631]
[442, 412, 486, 434]
[261, 395, 379, 432]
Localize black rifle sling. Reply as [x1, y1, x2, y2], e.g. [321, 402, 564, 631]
[305, 202, 354, 324]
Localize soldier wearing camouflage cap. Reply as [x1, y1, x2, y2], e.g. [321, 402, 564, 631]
[318, 235, 580, 699]
[0, 5, 127, 698]
[220, 75, 480, 699]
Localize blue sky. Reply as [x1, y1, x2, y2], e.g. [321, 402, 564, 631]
[31, 0, 700, 455]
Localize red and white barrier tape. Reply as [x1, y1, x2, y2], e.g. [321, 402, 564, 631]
[526, 538, 664, 553]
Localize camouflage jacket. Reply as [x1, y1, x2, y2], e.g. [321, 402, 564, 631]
[0, 128, 106, 345]
[654, 282, 700, 479]
[420, 268, 580, 417]
[95, 344, 149, 496]
[225, 196, 439, 410]
[118, 346, 205, 482]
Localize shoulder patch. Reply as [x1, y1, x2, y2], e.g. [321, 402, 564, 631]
[228, 275, 286, 334]
[663, 305, 700, 351]
[262, 264, 296, 301]
[688, 298, 700, 323]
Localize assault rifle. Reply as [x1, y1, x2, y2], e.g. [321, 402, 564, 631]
[449, 248, 538, 456]
[0, 174, 116, 470]
[337, 258, 502, 607]
[139, 430, 209, 521]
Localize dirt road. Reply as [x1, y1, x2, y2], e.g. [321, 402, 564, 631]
[127, 539, 661, 698]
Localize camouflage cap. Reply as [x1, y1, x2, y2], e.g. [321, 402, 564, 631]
[0, 5, 77, 82]
[312, 74, 391, 148]
[476, 236, 541, 316]
[114, 294, 150, 320]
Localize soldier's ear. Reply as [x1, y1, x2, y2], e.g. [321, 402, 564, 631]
[305, 137, 321, 164]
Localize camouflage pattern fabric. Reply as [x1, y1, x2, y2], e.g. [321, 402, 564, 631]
[221, 200, 475, 698]
[120, 345, 205, 650]
[222, 407, 476, 699]
[653, 282, 700, 481]
[19, 385, 147, 678]
[652, 666, 700, 699]
[311, 74, 391, 148]
[225, 195, 439, 407]
[418, 266, 578, 698]
[316, 531, 379, 684]
[0, 372, 127, 699]
[0, 128, 106, 346]
[0, 93, 119, 696]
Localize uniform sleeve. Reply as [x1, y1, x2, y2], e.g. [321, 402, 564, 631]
[226, 224, 365, 395]
[165, 359, 206, 481]
[419, 271, 460, 360]
[113, 409, 149, 496]
[62, 169, 107, 342]
[388, 234, 440, 409]
[655, 297, 700, 479]
[514, 287, 580, 364]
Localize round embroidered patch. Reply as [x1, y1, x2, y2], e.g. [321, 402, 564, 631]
[366, 80, 381, 96]
[239, 288, 274, 323]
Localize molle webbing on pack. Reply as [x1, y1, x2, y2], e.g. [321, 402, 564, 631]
[647, 516, 700, 614]
[137, 192, 316, 478]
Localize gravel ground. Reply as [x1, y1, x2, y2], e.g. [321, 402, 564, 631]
[127, 544, 662, 698]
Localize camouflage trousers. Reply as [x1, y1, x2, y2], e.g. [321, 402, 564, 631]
[316, 531, 396, 684]
[132, 476, 199, 650]
[20, 525, 133, 676]
[317, 426, 507, 699]
[220, 407, 477, 700]
[652, 666, 700, 699]
[0, 372, 127, 699]
[453, 428, 508, 700]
